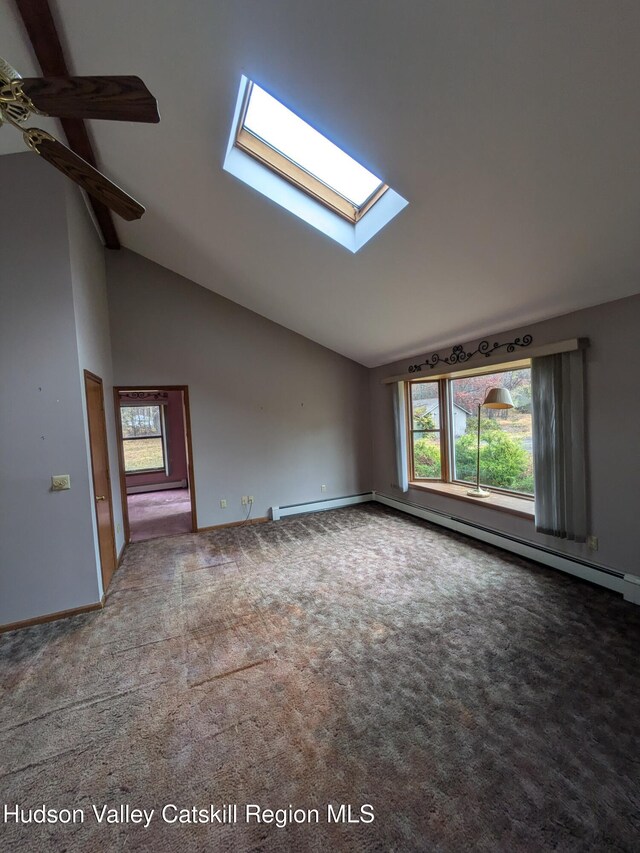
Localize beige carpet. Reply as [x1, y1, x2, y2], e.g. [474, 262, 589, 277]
[1, 505, 639, 852]
[127, 487, 192, 541]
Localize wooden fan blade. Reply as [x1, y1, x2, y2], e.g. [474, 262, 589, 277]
[19, 76, 160, 123]
[27, 130, 145, 220]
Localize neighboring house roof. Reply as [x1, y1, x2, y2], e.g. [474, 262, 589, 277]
[452, 403, 472, 416]
[414, 401, 472, 416]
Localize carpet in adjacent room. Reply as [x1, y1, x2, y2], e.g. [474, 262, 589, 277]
[127, 487, 192, 541]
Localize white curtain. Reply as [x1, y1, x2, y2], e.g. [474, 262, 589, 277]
[531, 350, 587, 541]
[393, 382, 409, 492]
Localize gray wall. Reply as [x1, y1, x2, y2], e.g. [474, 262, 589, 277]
[67, 187, 125, 563]
[106, 250, 372, 527]
[0, 154, 103, 624]
[370, 293, 640, 576]
[3, 150, 636, 626]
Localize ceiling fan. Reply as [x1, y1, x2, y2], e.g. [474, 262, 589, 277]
[0, 57, 159, 220]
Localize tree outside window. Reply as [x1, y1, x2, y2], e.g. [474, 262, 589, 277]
[121, 405, 165, 473]
[409, 366, 534, 496]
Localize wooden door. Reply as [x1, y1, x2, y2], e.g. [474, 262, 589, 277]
[84, 371, 117, 592]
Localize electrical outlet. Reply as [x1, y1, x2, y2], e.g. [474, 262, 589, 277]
[248, 496, 254, 504]
[241, 496, 248, 506]
[220, 499, 227, 509]
[321, 484, 326, 492]
[587, 535, 598, 551]
[51, 474, 71, 491]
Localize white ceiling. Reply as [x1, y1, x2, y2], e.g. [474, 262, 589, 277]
[2, 0, 640, 367]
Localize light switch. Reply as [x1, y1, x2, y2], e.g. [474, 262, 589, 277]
[51, 474, 71, 491]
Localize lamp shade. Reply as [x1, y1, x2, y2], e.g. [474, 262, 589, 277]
[483, 387, 514, 409]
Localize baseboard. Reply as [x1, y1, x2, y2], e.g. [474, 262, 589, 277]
[623, 574, 640, 604]
[198, 516, 269, 532]
[117, 542, 126, 567]
[0, 597, 105, 634]
[271, 492, 374, 521]
[373, 492, 631, 598]
[126, 480, 187, 495]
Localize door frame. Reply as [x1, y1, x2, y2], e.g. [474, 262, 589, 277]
[84, 370, 118, 590]
[113, 385, 198, 543]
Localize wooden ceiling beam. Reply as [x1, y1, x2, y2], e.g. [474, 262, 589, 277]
[14, 0, 120, 249]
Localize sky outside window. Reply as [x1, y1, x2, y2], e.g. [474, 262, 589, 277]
[243, 84, 383, 207]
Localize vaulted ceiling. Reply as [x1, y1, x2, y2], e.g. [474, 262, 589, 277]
[2, 1, 640, 366]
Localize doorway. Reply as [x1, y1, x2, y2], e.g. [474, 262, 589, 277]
[84, 371, 118, 591]
[114, 386, 197, 542]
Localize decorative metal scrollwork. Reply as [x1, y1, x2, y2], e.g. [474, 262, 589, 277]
[0, 79, 39, 115]
[23, 127, 55, 153]
[407, 335, 532, 373]
[0, 58, 33, 124]
[120, 391, 169, 402]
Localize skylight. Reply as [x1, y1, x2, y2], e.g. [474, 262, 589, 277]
[243, 84, 384, 209]
[223, 76, 408, 252]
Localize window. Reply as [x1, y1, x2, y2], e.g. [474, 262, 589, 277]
[120, 405, 166, 473]
[223, 76, 408, 252]
[235, 81, 388, 223]
[409, 380, 444, 480]
[408, 364, 534, 497]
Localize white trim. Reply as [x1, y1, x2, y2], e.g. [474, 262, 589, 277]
[373, 492, 628, 597]
[271, 493, 373, 521]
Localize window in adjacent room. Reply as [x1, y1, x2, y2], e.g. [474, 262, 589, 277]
[120, 405, 166, 473]
[408, 364, 534, 498]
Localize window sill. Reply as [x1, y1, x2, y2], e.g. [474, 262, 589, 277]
[408, 481, 535, 520]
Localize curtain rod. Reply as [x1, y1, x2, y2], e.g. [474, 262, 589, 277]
[381, 338, 588, 384]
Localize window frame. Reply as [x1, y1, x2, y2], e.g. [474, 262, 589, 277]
[407, 377, 449, 482]
[234, 80, 389, 224]
[121, 404, 167, 475]
[407, 361, 534, 501]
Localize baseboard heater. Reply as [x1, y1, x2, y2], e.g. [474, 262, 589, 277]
[374, 492, 639, 603]
[126, 479, 187, 495]
[270, 490, 638, 604]
[271, 492, 374, 521]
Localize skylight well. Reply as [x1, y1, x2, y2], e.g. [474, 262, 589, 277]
[223, 77, 408, 252]
[238, 83, 386, 222]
